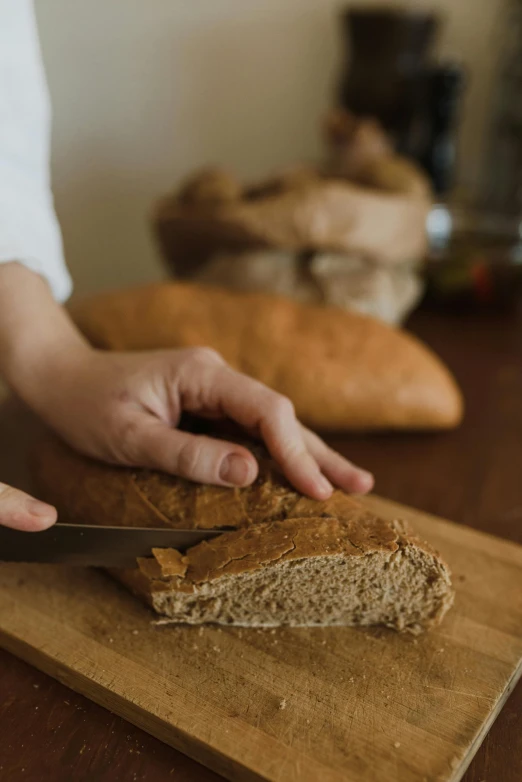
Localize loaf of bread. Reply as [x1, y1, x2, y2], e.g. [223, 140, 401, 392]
[33, 435, 454, 632]
[71, 282, 463, 431]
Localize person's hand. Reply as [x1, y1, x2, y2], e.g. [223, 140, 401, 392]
[0, 263, 374, 530]
[34, 345, 374, 500]
[0, 482, 56, 531]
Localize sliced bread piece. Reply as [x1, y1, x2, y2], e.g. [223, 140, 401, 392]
[32, 435, 454, 633]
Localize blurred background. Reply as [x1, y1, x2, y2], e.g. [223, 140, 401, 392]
[36, 0, 510, 301]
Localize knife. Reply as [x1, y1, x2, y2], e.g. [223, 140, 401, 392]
[0, 523, 223, 567]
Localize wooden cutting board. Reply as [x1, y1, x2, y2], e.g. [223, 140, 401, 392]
[1, 496, 522, 782]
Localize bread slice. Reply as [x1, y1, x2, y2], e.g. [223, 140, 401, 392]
[32, 436, 454, 633]
[70, 282, 463, 431]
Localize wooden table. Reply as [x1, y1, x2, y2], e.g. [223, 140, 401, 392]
[1, 306, 521, 782]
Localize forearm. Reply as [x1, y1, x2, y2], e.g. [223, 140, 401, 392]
[0, 262, 90, 413]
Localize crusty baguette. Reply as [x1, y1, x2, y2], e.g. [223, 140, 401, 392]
[70, 282, 463, 431]
[32, 435, 454, 633]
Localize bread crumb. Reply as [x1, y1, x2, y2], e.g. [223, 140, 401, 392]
[279, 699, 287, 710]
[192, 645, 199, 651]
[131, 630, 139, 635]
[33, 684, 40, 689]
[270, 629, 276, 635]
[394, 741, 401, 749]
[213, 646, 221, 652]
[108, 638, 114, 644]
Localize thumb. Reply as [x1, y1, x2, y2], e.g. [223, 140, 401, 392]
[0, 482, 57, 531]
[123, 416, 259, 487]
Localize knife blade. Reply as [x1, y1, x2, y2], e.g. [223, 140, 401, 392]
[0, 523, 223, 567]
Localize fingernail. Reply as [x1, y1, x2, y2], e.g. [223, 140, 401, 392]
[317, 474, 334, 497]
[28, 499, 55, 518]
[219, 454, 252, 486]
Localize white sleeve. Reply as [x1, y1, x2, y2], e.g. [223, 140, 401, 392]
[0, 0, 72, 302]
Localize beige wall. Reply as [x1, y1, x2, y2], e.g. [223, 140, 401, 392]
[35, 0, 506, 296]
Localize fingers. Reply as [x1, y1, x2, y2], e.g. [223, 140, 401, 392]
[200, 365, 373, 498]
[207, 368, 334, 499]
[118, 350, 374, 498]
[120, 414, 259, 487]
[256, 402, 334, 500]
[301, 428, 374, 495]
[0, 482, 57, 531]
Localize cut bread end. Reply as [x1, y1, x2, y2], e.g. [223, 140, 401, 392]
[115, 517, 454, 634]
